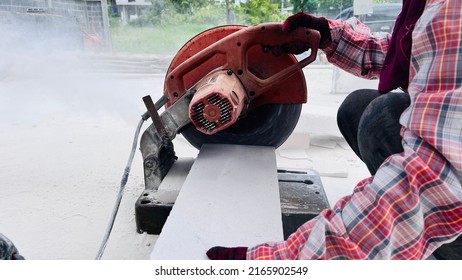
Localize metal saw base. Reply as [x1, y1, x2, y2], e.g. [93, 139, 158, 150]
[278, 168, 330, 239]
[135, 164, 330, 239]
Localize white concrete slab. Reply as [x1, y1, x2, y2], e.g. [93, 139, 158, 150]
[150, 144, 284, 260]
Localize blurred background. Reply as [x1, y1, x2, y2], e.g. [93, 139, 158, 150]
[0, 0, 402, 56]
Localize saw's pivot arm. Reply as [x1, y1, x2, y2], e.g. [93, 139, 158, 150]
[135, 91, 195, 233]
[140, 91, 194, 191]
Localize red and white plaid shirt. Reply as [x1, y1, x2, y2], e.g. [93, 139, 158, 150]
[247, 0, 462, 259]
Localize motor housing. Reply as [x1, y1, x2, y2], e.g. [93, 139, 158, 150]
[189, 70, 247, 135]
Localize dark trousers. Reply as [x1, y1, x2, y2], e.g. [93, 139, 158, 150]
[337, 89, 410, 175]
[336, 88, 461, 259]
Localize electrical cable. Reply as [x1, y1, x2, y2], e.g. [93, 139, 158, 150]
[95, 115, 147, 260]
[94, 96, 168, 260]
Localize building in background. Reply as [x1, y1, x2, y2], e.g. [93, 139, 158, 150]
[111, 0, 151, 26]
[0, 0, 111, 51]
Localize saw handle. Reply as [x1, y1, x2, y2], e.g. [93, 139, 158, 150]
[165, 23, 320, 102]
[235, 23, 320, 96]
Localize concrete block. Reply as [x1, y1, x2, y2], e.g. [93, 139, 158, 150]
[151, 144, 284, 260]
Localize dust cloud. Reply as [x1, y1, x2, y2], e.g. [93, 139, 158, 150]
[0, 11, 164, 259]
[0, 11, 162, 128]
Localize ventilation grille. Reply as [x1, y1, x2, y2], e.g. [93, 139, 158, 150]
[190, 93, 233, 133]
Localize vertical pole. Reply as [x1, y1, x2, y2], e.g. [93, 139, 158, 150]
[100, 0, 113, 51]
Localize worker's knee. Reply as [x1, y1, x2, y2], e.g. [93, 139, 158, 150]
[356, 92, 410, 174]
[337, 89, 380, 125]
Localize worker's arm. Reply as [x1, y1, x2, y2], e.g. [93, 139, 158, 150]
[280, 12, 391, 80]
[322, 18, 391, 80]
[283, 13, 391, 79]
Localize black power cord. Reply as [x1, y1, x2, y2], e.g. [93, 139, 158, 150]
[95, 95, 168, 260]
[95, 116, 147, 260]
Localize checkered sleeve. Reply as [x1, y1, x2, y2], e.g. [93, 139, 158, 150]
[247, 0, 462, 260]
[322, 18, 391, 80]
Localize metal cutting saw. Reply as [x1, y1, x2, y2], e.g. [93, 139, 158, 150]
[135, 23, 325, 235]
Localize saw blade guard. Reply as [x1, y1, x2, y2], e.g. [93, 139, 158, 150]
[163, 23, 320, 148]
[164, 23, 320, 107]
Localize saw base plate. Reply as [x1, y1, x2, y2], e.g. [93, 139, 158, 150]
[135, 167, 329, 237]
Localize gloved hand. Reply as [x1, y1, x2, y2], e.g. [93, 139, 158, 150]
[282, 12, 332, 48]
[206, 246, 247, 260]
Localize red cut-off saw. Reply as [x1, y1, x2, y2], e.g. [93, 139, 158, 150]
[136, 23, 320, 233]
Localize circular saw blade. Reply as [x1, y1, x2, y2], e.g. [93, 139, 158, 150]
[166, 25, 306, 149]
[181, 103, 302, 149]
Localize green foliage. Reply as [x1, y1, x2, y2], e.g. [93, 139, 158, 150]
[126, 0, 227, 27]
[235, 0, 283, 25]
[187, 4, 228, 26]
[111, 0, 405, 55]
[122, 0, 404, 28]
[110, 23, 215, 55]
[292, 0, 318, 13]
[108, 16, 120, 28]
[170, 0, 212, 14]
[135, 0, 178, 26]
[317, 0, 353, 10]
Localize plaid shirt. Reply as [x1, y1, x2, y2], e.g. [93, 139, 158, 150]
[247, 0, 462, 259]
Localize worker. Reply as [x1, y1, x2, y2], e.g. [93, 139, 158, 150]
[207, 0, 462, 260]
